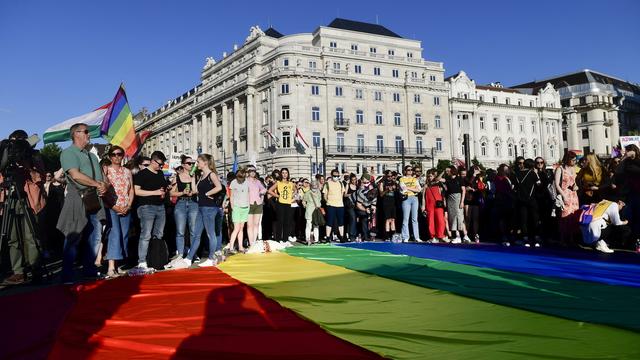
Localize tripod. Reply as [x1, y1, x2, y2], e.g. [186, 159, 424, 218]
[0, 180, 50, 283]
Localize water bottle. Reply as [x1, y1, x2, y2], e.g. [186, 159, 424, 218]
[189, 163, 198, 176]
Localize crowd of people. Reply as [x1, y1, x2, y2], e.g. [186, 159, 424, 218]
[2, 122, 640, 285]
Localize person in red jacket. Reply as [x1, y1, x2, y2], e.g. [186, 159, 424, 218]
[422, 169, 446, 242]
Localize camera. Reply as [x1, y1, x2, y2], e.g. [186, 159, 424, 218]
[0, 130, 40, 188]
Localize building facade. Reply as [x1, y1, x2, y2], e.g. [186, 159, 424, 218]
[447, 71, 563, 167]
[512, 70, 640, 156]
[136, 19, 451, 177]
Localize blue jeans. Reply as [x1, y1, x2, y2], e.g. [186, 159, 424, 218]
[401, 196, 420, 241]
[174, 199, 200, 257]
[137, 205, 166, 264]
[106, 209, 131, 260]
[62, 213, 101, 282]
[188, 206, 222, 261]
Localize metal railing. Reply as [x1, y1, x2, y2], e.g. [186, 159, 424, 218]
[414, 123, 428, 133]
[334, 118, 350, 130]
[325, 145, 431, 157]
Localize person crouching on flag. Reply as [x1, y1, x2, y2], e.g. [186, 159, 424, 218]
[579, 198, 631, 253]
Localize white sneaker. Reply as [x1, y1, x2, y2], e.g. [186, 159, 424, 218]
[198, 258, 217, 267]
[595, 240, 614, 253]
[415, 238, 423, 243]
[288, 236, 297, 243]
[534, 242, 541, 248]
[502, 241, 511, 247]
[462, 236, 472, 244]
[138, 262, 148, 269]
[427, 238, 438, 244]
[451, 237, 462, 244]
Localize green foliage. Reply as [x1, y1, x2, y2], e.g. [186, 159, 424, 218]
[471, 157, 486, 171]
[436, 159, 451, 173]
[40, 143, 62, 172]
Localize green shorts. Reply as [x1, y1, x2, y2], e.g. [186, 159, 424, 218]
[232, 206, 249, 223]
[249, 203, 263, 215]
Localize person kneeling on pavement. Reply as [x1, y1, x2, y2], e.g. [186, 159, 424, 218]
[579, 198, 631, 253]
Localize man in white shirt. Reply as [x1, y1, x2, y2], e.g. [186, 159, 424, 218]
[580, 199, 628, 253]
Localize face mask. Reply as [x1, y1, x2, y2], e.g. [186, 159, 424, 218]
[332, 176, 340, 181]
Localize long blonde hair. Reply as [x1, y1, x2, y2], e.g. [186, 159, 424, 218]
[586, 153, 602, 184]
[197, 154, 218, 174]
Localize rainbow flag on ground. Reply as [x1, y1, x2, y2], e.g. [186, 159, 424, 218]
[101, 85, 147, 158]
[2, 244, 639, 359]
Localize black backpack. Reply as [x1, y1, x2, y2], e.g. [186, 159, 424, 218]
[147, 236, 169, 270]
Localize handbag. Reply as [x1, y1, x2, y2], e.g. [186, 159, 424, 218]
[427, 186, 445, 209]
[79, 153, 101, 214]
[310, 192, 325, 227]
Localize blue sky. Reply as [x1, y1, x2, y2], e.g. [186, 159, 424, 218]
[1, 0, 638, 144]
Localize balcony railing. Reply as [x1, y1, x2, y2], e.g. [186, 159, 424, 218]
[239, 127, 247, 140]
[414, 123, 428, 134]
[334, 118, 350, 130]
[325, 145, 432, 157]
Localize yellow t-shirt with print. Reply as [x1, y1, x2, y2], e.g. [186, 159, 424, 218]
[399, 176, 418, 197]
[277, 181, 295, 204]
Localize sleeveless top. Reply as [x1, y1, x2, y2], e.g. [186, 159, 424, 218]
[176, 175, 197, 201]
[276, 180, 295, 205]
[197, 172, 216, 207]
[105, 166, 132, 208]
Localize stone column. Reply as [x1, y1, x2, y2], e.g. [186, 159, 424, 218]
[450, 111, 460, 159]
[233, 97, 240, 157]
[471, 112, 480, 159]
[610, 110, 620, 149]
[211, 108, 218, 158]
[246, 91, 255, 155]
[192, 116, 198, 155]
[566, 112, 580, 152]
[222, 103, 229, 160]
[201, 112, 208, 154]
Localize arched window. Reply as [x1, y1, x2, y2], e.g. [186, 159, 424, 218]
[375, 111, 383, 125]
[481, 142, 487, 157]
[494, 142, 501, 157]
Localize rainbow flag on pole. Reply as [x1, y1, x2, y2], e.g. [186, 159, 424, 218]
[100, 85, 144, 158]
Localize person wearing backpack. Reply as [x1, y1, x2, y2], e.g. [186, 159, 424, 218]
[514, 159, 542, 247]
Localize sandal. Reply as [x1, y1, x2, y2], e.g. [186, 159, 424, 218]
[105, 270, 119, 279]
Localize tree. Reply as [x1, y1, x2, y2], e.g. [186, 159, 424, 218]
[40, 143, 62, 172]
[436, 159, 451, 173]
[470, 157, 486, 171]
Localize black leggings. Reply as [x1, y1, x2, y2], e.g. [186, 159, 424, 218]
[275, 202, 294, 241]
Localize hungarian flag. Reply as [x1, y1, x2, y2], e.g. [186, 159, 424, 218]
[43, 103, 111, 144]
[295, 128, 310, 149]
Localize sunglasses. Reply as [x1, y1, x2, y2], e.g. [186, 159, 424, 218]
[536, 161, 544, 165]
[110, 152, 124, 157]
[154, 160, 165, 167]
[184, 162, 195, 166]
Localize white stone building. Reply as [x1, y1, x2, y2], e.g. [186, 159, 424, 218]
[513, 70, 640, 156]
[447, 71, 563, 167]
[136, 19, 451, 177]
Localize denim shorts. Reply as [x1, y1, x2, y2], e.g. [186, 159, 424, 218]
[326, 205, 345, 227]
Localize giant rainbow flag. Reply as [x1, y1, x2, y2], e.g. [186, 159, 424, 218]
[100, 85, 146, 158]
[2, 243, 639, 359]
